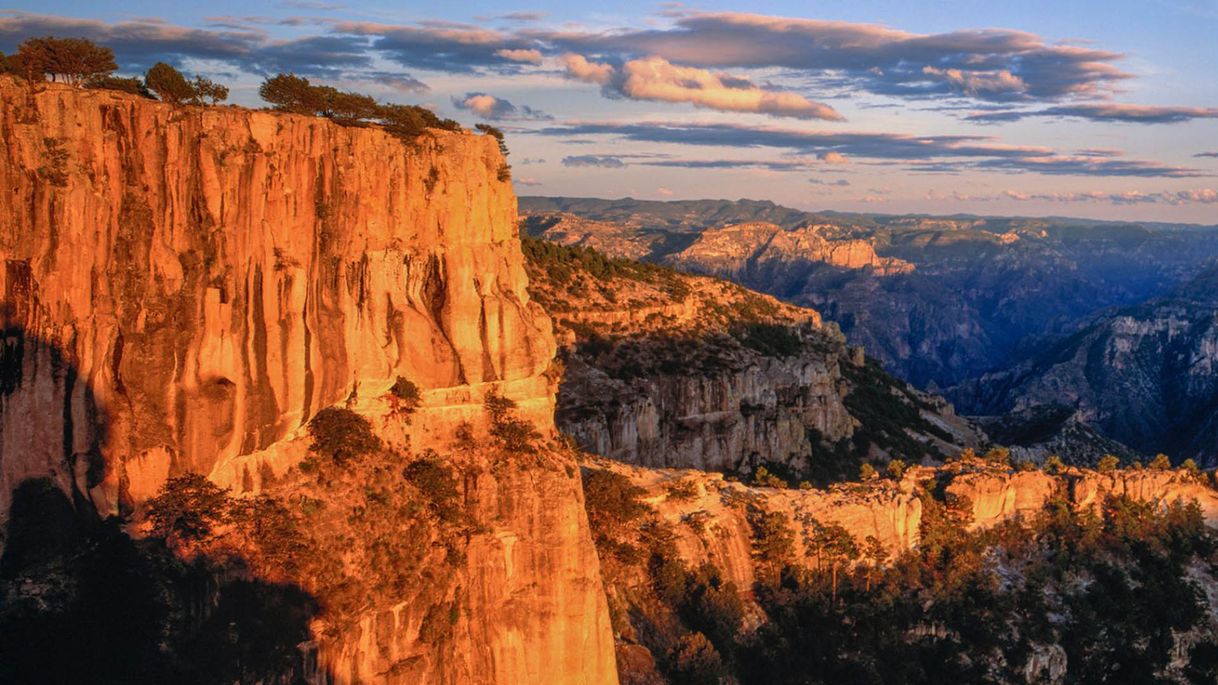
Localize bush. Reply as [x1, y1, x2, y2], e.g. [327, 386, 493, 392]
[1097, 454, 1120, 473]
[885, 459, 907, 480]
[144, 474, 229, 543]
[306, 407, 382, 465]
[389, 376, 422, 414]
[192, 75, 228, 104]
[10, 36, 116, 85]
[859, 463, 878, 481]
[484, 390, 540, 453]
[403, 457, 461, 523]
[1043, 455, 1066, 475]
[668, 632, 724, 685]
[1150, 453, 1172, 471]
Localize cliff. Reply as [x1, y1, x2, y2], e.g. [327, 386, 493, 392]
[523, 238, 980, 482]
[0, 76, 555, 512]
[595, 457, 1218, 601]
[666, 222, 914, 278]
[0, 77, 615, 685]
[954, 268, 1218, 464]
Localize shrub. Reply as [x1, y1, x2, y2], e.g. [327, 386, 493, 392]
[752, 466, 787, 489]
[665, 478, 699, 502]
[1043, 455, 1066, 475]
[1097, 454, 1120, 473]
[389, 376, 422, 412]
[10, 36, 116, 85]
[859, 463, 878, 481]
[1150, 453, 1172, 471]
[668, 632, 724, 685]
[485, 390, 540, 453]
[982, 446, 1010, 466]
[885, 459, 907, 480]
[144, 474, 230, 543]
[306, 407, 382, 465]
[403, 457, 462, 523]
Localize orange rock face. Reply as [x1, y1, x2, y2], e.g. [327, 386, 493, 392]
[0, 78, 616, 685]
[0, 77, 554, 514]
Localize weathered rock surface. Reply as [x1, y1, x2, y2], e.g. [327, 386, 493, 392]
[0, 76, 554, 515]
[667, 221, 913, 278]
[0, 78, 615, 685]
[523, 241, 981, 477]
[607, 459, 1218, 591]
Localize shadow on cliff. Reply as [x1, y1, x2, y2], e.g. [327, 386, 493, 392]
[0, 325, 327, 685]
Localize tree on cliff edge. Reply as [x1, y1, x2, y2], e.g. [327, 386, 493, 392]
[9, 36, 116, 85]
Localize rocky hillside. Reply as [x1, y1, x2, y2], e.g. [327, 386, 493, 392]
[522, 237, 982, 485]
[0, 77, 616, 685]
[522, 197, 1218, 389]
[954, 266, 1218, 464]
[583, 454, 1218, 683]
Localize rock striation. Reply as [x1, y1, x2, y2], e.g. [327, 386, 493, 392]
[0, 77, 615, 685]
[0, 76, 554, 514]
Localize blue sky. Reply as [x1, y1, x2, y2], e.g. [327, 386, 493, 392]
[3, 1, 1217, 222]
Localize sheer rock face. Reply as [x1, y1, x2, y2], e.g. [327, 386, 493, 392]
[0, 77, 554, 515]
[0, 79, 616, 685]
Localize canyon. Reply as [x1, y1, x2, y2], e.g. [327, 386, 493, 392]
[4, 77, 1218, 685]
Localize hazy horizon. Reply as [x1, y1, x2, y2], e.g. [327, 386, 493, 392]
[3, 1, 1215, 222]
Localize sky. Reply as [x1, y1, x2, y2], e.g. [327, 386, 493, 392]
[2, 1, 1217, 223]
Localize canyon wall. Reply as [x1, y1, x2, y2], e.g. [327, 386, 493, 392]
[0, 76, 554, 514]
[0, 78, 615, 685]
[606, 460, 1218, 593]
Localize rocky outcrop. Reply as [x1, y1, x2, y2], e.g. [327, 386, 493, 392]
[0, 78, 615, 685]
[0, 77, 554, 515]
[523, 239, 980, 478]
[608, 459, 1218, 592]
[667, 222, 913, 278]
[523, 196, 1218, 391]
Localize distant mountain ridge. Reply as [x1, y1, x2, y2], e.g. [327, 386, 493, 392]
[521, 196, 1218, 390]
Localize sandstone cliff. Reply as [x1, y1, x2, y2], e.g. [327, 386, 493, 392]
[0, 77, 615, 685]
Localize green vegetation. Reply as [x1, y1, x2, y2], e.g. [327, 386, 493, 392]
[842, 358, 949, 464]
[145, 62, 228, 105]
[732, 322, 804, 357]
[521, 235, 691, 300]
[593, 465, 1218, 685]
[6, 36, 116, 85]
[388, 376, 422, 415]
[484, 390, 540, 453]
[306, 406, 382, 466]
[259, 73, 460, 139]
[144, 474, 230, 544]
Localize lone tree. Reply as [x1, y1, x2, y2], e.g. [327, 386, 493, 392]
[191, 75, 228, 104]
[10, 36, 116, 85]
[145, 62, 196, 104]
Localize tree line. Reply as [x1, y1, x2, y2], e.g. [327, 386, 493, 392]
[1, 35, 492, 144]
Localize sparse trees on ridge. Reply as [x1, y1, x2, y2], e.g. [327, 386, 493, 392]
[258, 73, 462, 140]
[7, 36, 116, 85]
[145, 62, 229, 105]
